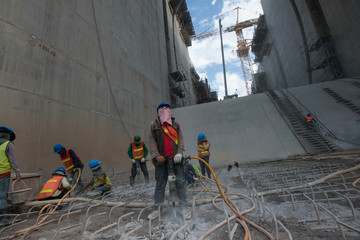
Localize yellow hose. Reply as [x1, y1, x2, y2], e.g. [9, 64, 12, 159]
[190, 156, 275, 240]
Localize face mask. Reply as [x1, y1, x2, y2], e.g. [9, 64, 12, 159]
[158, 107, 172, 125]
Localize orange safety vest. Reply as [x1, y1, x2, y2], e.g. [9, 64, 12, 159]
[306, 116, 313, 123]
[36, 176, 64, 200]
[161, 122, 178, 145]
[198, 141, 210, 157]
[132, 141, 144, 160]
[60, 149, 77, 173]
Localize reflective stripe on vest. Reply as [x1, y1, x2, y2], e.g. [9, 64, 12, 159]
[198, 142, 210, 157]
[0, 141, 11, 174]
[131, 142, 144, 160]
[36, 176, 63, 199]
[60, 150, 75, 173]
[306, 116, 313, 122]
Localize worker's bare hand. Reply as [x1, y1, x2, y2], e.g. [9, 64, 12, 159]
[155, 155, 165, 165]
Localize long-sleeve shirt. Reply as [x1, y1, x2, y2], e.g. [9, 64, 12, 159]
[6, 142, 20, 174]
[52, 177, 71, 197]
[127, 143, 148, 159]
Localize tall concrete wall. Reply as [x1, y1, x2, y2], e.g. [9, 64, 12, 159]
[173, 94, 306, 166]
[0, 0, 194, 178]
[260, 0, 360, 90]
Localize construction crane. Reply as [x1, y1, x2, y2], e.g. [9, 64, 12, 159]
[191, 8, 258, 95]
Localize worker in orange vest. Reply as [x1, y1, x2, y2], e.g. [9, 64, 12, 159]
[197, 133, 211, 178]
[305, 113, 316, 128]
[128, 136, 149, 185]
[36, 167, 72, 200]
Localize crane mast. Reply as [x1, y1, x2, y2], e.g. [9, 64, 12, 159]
[191, 9, 258, 95]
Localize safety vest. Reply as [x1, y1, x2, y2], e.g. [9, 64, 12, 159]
[60, 150, 76, 173]
[0, 141, 11, 175]
[131, 141, 144, 160]
[94, 173, 112, 187]
[36, 176, 64, 199]
[198, 141, 210, 157]
[306, 116, 313, 122]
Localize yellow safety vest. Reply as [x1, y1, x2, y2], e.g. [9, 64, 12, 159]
[0, 141, 11, 174]
[94, 173, 112, 187]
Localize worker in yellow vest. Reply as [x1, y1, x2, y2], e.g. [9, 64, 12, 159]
[36, 167, 72, 200]
[0, 127, 21, 226]
[197, 133, 211, 178]
[305, 113, 316, 128]
[84, 159, 112, 196]
[128, 136, 149, 185]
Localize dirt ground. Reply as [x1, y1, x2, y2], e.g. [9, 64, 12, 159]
[1, 154, 360, 239]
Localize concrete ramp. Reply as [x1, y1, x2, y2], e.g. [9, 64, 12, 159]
[173, 93, 306, 166]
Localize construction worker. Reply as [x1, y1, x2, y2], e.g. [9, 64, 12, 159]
[0, 127, 21, 226]
[84, 159, 112, 196]
[53, 144, 84, 192]
[36, 167, 72, 200]
[197, 133, 211, 178]
[305, 113, 316, 128]
[128, 135, 149, 185]
[183, 160, 200, 185]
[148, 102, 187, 219]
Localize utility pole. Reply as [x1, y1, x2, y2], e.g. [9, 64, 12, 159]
[219, 18, 228, 98]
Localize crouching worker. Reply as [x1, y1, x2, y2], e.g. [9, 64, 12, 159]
[84, 159, 112, 196]
[36, 167, 72, 200]
[184, 160, 202, 185]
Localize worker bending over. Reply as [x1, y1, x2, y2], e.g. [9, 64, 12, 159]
[53, 144, 84, 192]
[84, 159, 112, 196]
[128, 135, 149, 185]
[36, 167, 72, 200]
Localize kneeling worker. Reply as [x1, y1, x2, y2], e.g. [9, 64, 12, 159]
[84, 159, 112, 195]
[36, 167, 72, 200]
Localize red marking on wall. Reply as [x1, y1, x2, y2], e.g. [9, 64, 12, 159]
[38, 44, 56, 57]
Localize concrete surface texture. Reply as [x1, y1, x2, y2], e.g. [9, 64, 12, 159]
[0, 0, 195, 178]
[287, 78, 360, 150]
[173, 93, 306, 166]
[173, 78, 360, 167]
[260, 0, 360, 90]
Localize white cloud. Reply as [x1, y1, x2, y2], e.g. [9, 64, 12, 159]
[211, 0, 217, 5]
[213, 71, 249, 100]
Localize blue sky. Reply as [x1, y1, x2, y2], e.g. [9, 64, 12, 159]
[186, 0, 263, 99]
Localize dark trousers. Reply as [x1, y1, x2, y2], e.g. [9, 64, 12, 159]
[130, 161, 149, 185]
[154, 157, 187, 209]
[199, 156, 211, 178]
[185, 173, 196, 185]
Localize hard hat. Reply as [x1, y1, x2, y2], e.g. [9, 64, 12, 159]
[197, 133, 206, 141]
[53, 144, 63, 154]
[134, 135, 141, 143]
[0, 126, 16, 141]
[53, 167, 66, 176]
[89, 159, 101, 170]
[157, 102, 171, 112]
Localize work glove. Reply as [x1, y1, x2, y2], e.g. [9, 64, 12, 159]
[155, 155, 165, 165]
[194, 177, 199, 181]
[131, 159, 136, 164]
[174, 153, 182, 164]
[141, 158, 145, 163]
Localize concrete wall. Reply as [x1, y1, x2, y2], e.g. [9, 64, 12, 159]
[173, 94, 306, 167]
[0, 0, 194, 178]
[260, 0, 360, 90]
[286, 78, 360, 150]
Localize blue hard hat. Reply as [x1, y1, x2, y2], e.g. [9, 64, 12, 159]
[197, 133, 206, 141]
[53, 144, 63, 154]
[157, 102, 171, 112]
[0, 126, 16, 141]
[53, 167, 66, 176]
[89, 159, 101, 170]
